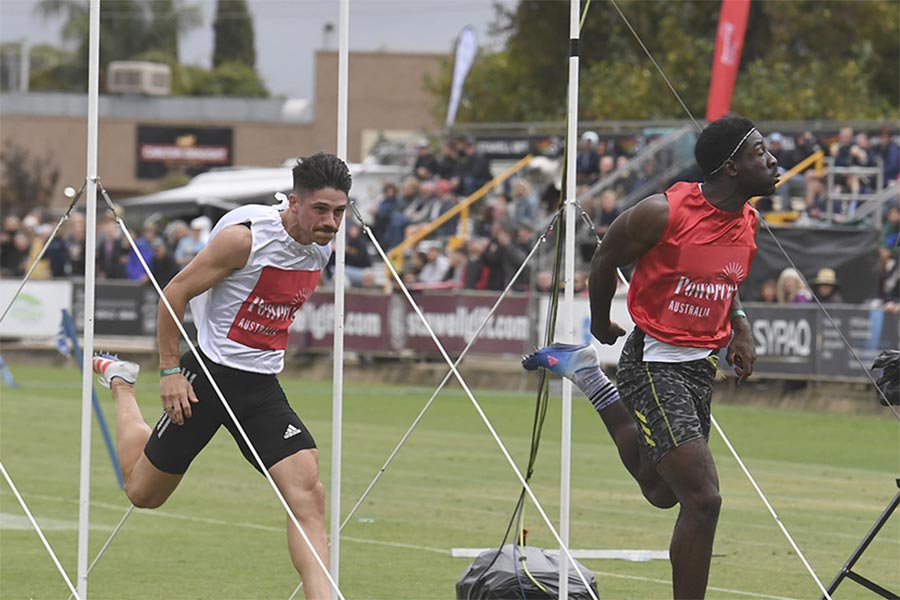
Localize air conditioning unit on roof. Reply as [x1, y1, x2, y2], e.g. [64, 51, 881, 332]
[107, 61, 171, 96]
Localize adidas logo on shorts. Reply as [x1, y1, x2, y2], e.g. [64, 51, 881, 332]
[283, 424, 303, 439]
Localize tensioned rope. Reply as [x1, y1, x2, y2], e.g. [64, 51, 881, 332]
[66, 506, 135, 600]
[95, 184, 347, 600]
[606, 0, 895, 413]
[590, 2, 858, 595]
[289, 211, 565, 600]
[0, 461, 82, 599]
[0, 183, 86, 324]
[0, 185, 90, 598]
[0, 180, 345, 599]
[610, 0, 896, 412]
[574, 199, 832, 597]
[335, 197, 600, 600]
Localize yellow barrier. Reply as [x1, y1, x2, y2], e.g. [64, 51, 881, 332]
[753, 150, 824, 221]
[386, 155, 534, 270]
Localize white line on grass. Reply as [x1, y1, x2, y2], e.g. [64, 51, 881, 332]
[0, 491, 812, 597]
[0, 512, 112, 532]
[0, 490, 446, 554]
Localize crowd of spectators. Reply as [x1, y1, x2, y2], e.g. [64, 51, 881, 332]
[0, 209, 210, 288]
[3, 127, 897, 311]
[765, 125, 900, 223]
[347, 131, 661, 295]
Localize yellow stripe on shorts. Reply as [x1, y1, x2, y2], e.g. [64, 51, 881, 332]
[633, 409, 656, 445]
[645, 364, 678, 447]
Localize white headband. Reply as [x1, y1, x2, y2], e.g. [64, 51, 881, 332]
[707, 127, 758, 176]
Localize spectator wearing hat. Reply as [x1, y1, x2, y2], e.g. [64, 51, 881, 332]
[175, 218, 208, 270]
[812, 268, 843, 303]
[576, 131, 601, 185]
[418, 241, 450, 285]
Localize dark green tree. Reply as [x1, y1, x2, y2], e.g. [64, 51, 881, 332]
[427, 0, 899, 123]
[24, 44, 81, 91]
[175, 61, 267, 97]
[212, 0, 256, 69]
[143, 0, 202, 63]
[35, 0, 200, 91]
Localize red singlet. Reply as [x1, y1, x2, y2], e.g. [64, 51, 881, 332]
[627, 181, 758, 348]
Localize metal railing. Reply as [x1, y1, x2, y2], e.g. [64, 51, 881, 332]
[385, 155, 533, 270]
[825, 157, 886, 227]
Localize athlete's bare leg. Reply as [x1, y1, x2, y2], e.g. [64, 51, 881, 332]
[596, 400, 677, 508]
[655, 438, 721, 599]
[95, 357, 182, 508]
[523, 343, 677, 508]
[270, 449, 330, 600]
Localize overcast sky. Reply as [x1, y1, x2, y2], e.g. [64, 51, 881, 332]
[0, 0, 512, 98]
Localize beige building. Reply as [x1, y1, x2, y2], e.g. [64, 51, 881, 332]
[0, 50, 446, 209]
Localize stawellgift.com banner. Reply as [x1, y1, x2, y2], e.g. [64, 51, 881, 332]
[289, 289, 531, 357]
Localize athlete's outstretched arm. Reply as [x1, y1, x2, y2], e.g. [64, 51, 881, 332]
[588, 194, 669, 345]
[157, 225, 251, 424]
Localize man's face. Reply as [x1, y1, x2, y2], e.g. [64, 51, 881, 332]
[734, 130, 779, 197]
[291, 187, 347, 245]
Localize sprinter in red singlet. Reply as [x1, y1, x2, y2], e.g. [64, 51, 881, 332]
[524, 115, 778, 599]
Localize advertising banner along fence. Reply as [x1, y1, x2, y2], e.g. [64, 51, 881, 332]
[18, 284, 896, 383]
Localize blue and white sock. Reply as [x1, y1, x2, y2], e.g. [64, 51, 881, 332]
[572, 367, 620, 413]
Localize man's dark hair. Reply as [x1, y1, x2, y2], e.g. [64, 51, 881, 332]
[695, 115, 757, 179]
[292, 152, 352, 196]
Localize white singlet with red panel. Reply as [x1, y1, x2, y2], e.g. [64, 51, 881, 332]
[190, 204, 329, 374]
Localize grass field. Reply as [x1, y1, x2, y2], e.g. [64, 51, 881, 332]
[1, 360, 898, 599]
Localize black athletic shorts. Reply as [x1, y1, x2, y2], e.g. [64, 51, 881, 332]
[144, 350, 316, 475]
[615, 327, 717, 464]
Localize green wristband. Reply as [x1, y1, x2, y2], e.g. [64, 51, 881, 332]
[160, 367, 182, 377]
[730, 309, 747, 320]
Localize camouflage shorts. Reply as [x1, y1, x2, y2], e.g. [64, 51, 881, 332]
[616, 328, 717, 464]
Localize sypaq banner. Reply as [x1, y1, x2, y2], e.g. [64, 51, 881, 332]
[289, 290, 532, 356]
[743, 303, 900, 379]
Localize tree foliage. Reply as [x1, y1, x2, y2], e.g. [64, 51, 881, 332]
[32, 0, 267, 97]
[172, 61, 267, 97]
[428, 0, 899, 123]
[212, 0, 256, 69]
[26, 44, 80, 91]
[35, 0, 201, 91]
[0, 140, 60, 217]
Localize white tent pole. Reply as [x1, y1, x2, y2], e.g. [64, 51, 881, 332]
[77, 0, 102, 596]
[559, 0, 581, 597]
[329, 0, 350, 596]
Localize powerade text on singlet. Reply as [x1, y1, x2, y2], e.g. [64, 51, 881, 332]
[190, 205, 330, 374]
[627, 182, 758, 348]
